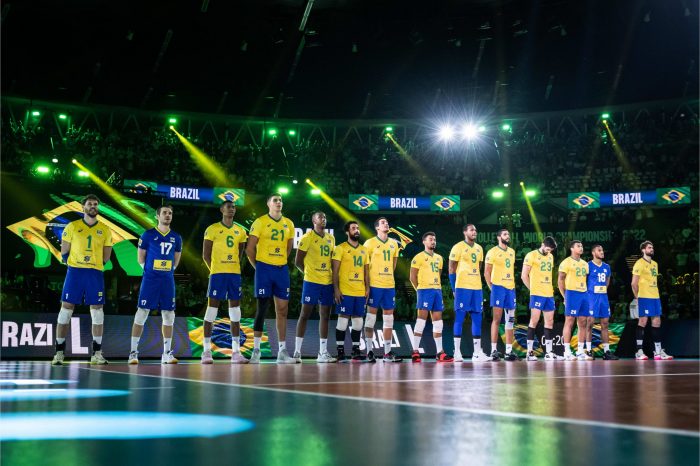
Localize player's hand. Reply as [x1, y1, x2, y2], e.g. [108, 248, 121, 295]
[334, 289, 343, 304]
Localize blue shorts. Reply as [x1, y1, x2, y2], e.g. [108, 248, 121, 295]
[138, 273, 176, 311]
[254, 262, 290, 300]
[529, 295, 556, 312]
[416, 289, 444, 312]
[301, 281, 334, 307]
[565, 290, 588, 317]
[208, 273, 242, 301]
[638, 297, 662, 317]
[490, 284, 516, 309]
[368, 287, 395, 310]
[61, 267, 105, 306]
[336, 295, 366, 316]
[588, 294, 610, 318]
[454, 288, 483, 313]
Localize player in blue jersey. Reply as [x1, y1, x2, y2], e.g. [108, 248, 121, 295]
[586, 245, 619, 360]
[128, 205, 183, 364]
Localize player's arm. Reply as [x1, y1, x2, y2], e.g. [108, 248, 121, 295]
[103, 246, 113, 265]
[392, 256, 398, 271]
[631, 275, 640, 300]
[173, 251, 182, 269]
[60, 240, 71, 264]
[295, 249, 307, 274]
[557, 272, 567, 298]
[606, 269, 611, 289]
[332, 259, 342, 304]
[238, 242, 246, 271]
[521, 264, 532, 290]
[202, 239, 213, 271]
[364, 264, 370, 298]
[286, 237, 294, 259]
[484, 263, 493, 290]
[137, 248, 147, 269]
[409, 266, 419, 291]
[245, 235, 259, 269]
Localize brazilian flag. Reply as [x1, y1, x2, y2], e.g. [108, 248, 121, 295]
[430, 195, 460, 212]
[213, 188, 246, 206]
[187, 317, 271, 358]
[349, 194, 378, 211]
[568, 192, 600, 209]
[657, 187, 690, 205]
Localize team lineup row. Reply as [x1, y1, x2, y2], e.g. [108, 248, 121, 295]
[49, 193, 672, 366]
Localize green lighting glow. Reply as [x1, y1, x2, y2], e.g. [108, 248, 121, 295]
[385, 126, 393, 133]
[52, 158, 59, 163]
[525, 189, 537, 197]
[311, 188, 321, 195]
[58, 114, 68, 120]
[501, 123, 511, 131]
[601, 113, 610, 119]
[492, 190, 504, 199]
[268, 128, 278, 136]
[31, 111, 41, 117]
[288, 129, 296, 136]
[36, 166, 50, 174]
[478, 125, 486, 132]
[168, 117, 178, 124]
[77, 170, 90, 178]
[278, 186, 290, 195]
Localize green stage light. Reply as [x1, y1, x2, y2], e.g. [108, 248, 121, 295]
[268, 128, 278, 136]
[385, 126, 393, 133]
[478, 125, 487, 132]
[311, 188, 321, 195]
[168, 117, 178, 124]
[288, 129, 296, 136]
[492, 190, 504, 199]
[36, 166, 50, 174]
[601, 113, 610, 120]
[52, 158, 59, 163]
[501, 123, 511, 131]
[525, 189, 537, 197]
[77, 170, 90, 178]
[58, 114, 68, 120]
[278, 186, 290, 195]
[31, 111, 41, 117]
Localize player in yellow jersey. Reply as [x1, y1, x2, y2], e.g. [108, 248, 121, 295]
[52, 194, 113, 366]
[200, 200, 248, 364]
[521, 236, 558, 361]
[410, 232, 453, 363]
[363, 217, 401, 363]
[557, 240, 590, 361]
[292, 212, 337, 363]
[245, 193, 296, 364]
[484, 229, 518, 361]
[332, 221, 369, 361]
[632, 241, 673, 360]
[448, 224, 489, 362]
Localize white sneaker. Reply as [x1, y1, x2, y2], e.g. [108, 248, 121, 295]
[576, 352, 587, 361]
[292, 351, 303, 363]
[471, 351, 491, 363]
[276, 349, 296, 364]
[90, 350, 109, 365]
[654, 349, 673, 360]
[231, 352, 249, 364]
[316, 350, 337, 363]
[51, 351, 65, 366]
[201, 350, 213, 365]
[161, 351, 178, 364]
[563, 353, 576, 361]
[544, 352, 560, 361]
[635, 349, 649, 360]
[249, 348, 261, 364]
[128, 351, 139, 365]
[526, 351, 538, 362]
[453, 350, 463, 362]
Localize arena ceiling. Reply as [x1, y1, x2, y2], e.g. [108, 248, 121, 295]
[2, 0, 698, 118]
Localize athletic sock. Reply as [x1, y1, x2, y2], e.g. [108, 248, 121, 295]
[454, 337, 462, 354]
[92, 339, 102, 352]
[320, 338, 328, 353]
[335, 328, 345, 348]
[413, 333, 421, 348]
[203, 337, 211, 352]
[434, 337, 443, 353]
[384, 341, 391, 354]
[294, 337, 303, 353]
[636, 326, 644, 350]
[491, 343, 497, 354]
[365, 337, 373, 353]
[163, 338, 172, 353]
[577, 342, 584, 354]
[544, 327, 553, 353]
[603, 343, 610, 352]
[350, 330, 360, 347]
[472, 338, 480, 354]
[130, 337, 140, 352]
[254, 336, 262, 350]
[279, 341, 286, 352]
[527, 326, 535, 352]
[585, 341, 592, 351]
[506, 344, 512, 354]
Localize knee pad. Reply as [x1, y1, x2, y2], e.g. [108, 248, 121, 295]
[364, 312, 377, 329]
[161, 310, 175, 327]
[413, 318, 427, 335]
[204, 306, 218, 323]
[505, 309, 515, 330]
[382, 313, 394, 329]
[89, 308, 104, 325]
[57, 307, 73, 325]
[134, 308, 149, 326]
[351, 316, 363, 331]
[432, 319, 443, 334]
[228, 306, 241, 323]
[336, 316, 349, 332]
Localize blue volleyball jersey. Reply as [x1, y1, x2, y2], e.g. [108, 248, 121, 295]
[587, 261, 610, 295]
[138, 228, 183, 276]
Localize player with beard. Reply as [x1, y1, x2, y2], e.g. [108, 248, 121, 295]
[586, 244, 619, 360]
[632, 241, 673, 360]
[558, 240, 590, 361]
[52, 194, 113, 365]
[522, 236, 558, 361]
[484, 229, 518, 361]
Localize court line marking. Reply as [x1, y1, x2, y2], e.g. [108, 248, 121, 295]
[82, 367, 700, 439]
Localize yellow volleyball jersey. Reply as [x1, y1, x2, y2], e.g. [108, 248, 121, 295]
[249, 215, 295, 266]
[558, 257, 588, 292]
[298, 230, 335, 285]
[484, 246, 516, 289]
[61, 219, 113, 270]
[523, 250, 554, 297]
[204, 222, 248, 274]
[363, 236, 399, 288]
[332, 242, 367, 296]
[632, 258, 659, 299]
[411, 251, 443, 290]
[449, 241, 483, 290]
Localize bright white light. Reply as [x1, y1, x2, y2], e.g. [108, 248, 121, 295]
[439, 125, 455, 141]
[462, 124, 479, 140]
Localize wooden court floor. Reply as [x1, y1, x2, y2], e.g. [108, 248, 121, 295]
[1, 359, 699, 466]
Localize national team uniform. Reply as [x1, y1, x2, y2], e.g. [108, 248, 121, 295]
[559, 257, 589, 316]
[137, 228, 183, 311]
[588, 261, 611, 318]
[249, 215, 295, 300]
[633, 258, 662, 316]
[485, 246, 516, 309]
[449, 241, 484, 313]
[61, 219, 113, 305]
[523, 250, 555, 311]
[364, 236, 399, 310]
[411, 251, 444, 312]
[298, 230, 335, 306]
[205, 222, 247, 301]
[332, 242, 367, 316]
